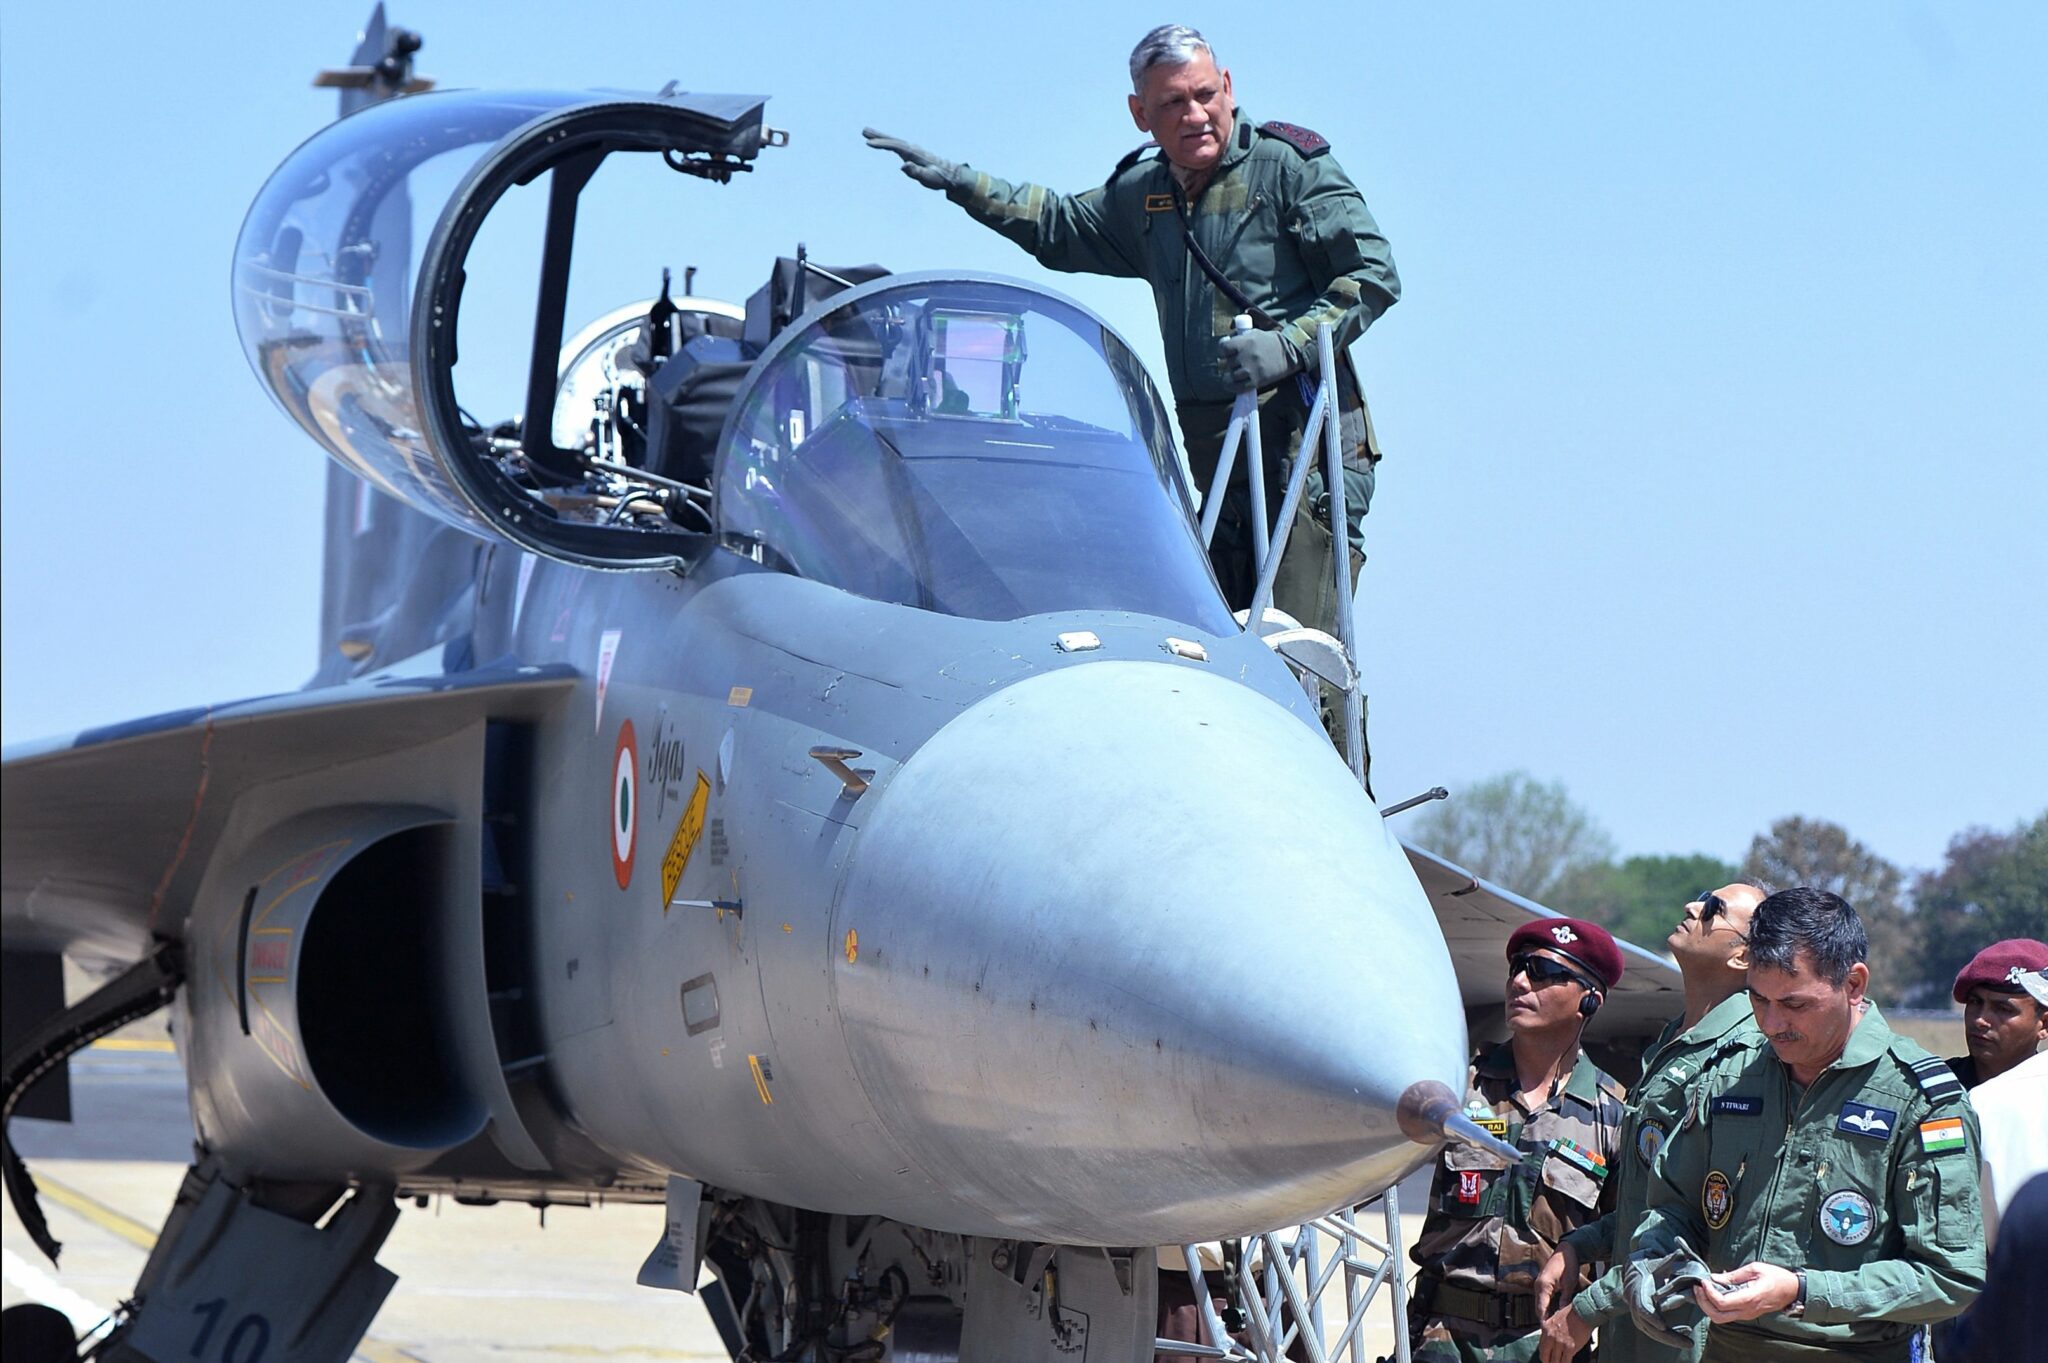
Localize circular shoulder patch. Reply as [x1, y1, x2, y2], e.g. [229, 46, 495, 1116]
[1702, 1170, 1734, 1229]
[1637, 1119, 1667, 1168]
[1819, 1189, 1875, 1245]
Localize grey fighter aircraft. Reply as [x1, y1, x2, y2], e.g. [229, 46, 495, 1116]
[1, 13, 1682, 1363]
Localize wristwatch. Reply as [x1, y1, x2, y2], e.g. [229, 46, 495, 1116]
[1787, 1270, 1808, 1318]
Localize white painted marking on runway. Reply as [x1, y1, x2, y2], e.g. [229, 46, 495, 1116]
[2, 1245, 112, 1333]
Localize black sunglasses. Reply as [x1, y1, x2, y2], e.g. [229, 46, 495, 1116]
[1696, 890, 1730, 923]
[1509, 953, 1594, 990]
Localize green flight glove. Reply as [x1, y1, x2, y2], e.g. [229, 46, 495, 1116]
[1622, 1237, 1726, 1351]
[862, 129, 958, 190]
[1217, 329, 1299, 392]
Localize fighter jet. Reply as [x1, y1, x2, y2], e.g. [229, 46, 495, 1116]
[1, 13, 1681, 1362]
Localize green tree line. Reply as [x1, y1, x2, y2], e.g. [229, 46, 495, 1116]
[1408, 772, 2046, 1008]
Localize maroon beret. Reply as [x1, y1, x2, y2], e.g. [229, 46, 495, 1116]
[1952, 939, 2048, 1004]
[1507, 917, 1624, 990]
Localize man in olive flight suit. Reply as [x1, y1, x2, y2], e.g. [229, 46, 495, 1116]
[1634, 888, 1985, 1362]
[1408, 919, 1630, 1361]
[1533, 885, 1768, 1363]
[865, 23, 1400, 641]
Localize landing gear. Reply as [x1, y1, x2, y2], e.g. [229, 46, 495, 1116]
[1, 1302, 78, 1363]
[696, 1195, 1156, 1363]
[90, 1157, 399, 1363]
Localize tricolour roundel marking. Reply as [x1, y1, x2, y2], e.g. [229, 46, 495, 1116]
[612, 720, 638, 889]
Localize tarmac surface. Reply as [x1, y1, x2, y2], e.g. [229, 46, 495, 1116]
[3, 1016, 1974, 1360]
[2, 1041, 1431, 1362]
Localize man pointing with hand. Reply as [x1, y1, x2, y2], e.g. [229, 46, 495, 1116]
[866, 24, 1399, 642]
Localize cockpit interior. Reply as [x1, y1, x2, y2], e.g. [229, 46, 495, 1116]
[232, 86, 1227, 629]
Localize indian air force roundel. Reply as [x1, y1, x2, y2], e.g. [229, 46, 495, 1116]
[612, 719, 638, 889]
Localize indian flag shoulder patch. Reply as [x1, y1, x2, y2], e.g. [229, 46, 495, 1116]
[1918, 1117, 1966, 1154]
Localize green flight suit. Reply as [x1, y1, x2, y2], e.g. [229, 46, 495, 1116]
[1408, 1043, 1628, 1361]
[1636, 1004, 1986, 1362]
[1559, 993, 1765, 1363]
[940, 115, 1399, 635]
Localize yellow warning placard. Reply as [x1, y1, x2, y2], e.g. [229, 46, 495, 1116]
[661, 772, 712, 909]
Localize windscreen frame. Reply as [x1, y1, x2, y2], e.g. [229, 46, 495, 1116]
[710, 270, 1229, 629]
[410, 93, 773, 569]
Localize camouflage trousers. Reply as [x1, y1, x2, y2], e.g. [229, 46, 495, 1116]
[1406, 1315, 1570, 1363]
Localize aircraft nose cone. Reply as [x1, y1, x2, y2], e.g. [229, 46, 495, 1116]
[831, 661, 1467, 1245]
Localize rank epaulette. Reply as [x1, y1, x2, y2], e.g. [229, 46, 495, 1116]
[1113, 142, 1158, 175]
[1903, 1054, 1965, 1104]
[1258, 120, 1330, 158]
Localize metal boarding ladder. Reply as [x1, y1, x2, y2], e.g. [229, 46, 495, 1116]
[1169, 321, 1413, 1363]
[1155, 1191, 1414, 1363]
[1196, 320, 1368, 788]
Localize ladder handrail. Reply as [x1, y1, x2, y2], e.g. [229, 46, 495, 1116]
[1198, 321, 1369, 789]
[1157, 1181, 1413, 1363]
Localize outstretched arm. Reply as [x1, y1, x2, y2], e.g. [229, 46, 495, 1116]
[864, 128, 1143, 279]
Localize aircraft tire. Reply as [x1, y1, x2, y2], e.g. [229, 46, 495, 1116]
[1, 1302, 78, 1363]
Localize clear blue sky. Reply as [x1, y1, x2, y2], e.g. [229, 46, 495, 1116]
[4, 3, 2043, 879]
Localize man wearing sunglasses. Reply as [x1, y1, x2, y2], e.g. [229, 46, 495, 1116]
[1407, 918, 1626, 1361]
[1534, 885, 1766, 1363]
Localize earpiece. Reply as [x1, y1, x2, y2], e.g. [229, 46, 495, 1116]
[1579, 990, 1603, 1019]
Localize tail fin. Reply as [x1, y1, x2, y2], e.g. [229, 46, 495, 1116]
[307, 9, 467, 687]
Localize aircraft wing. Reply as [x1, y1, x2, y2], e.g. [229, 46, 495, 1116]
[2, 659, 576, 971]
[1402, 842, 1684, 1066]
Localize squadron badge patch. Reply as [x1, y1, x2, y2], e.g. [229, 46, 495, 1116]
[1456, 1170, 1485, 1205]
[1637, 1119, 1667, 1168]
[1819, 1189, 1875, 1245]
[1703, 1170, 1734, 1229]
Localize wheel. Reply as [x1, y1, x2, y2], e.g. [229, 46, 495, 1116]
[1, 1302, 78, 1363]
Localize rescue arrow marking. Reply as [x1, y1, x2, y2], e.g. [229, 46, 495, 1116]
[595, 629, 623, 731]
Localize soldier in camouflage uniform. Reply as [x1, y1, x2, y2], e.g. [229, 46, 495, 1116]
[864, 24, 1399, 640]
[1410, 919, 1629, 1362]
[1635, 889, 1985, 1363]
[1534, 885, 1768, 1363]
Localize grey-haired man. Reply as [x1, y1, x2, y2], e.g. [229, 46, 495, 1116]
[866, 25, 1399, 639]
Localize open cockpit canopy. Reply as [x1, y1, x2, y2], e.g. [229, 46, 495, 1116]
[232, 85, 776, 569]
[233, 88, 1229, 629]
[715, 275, 1231, 631]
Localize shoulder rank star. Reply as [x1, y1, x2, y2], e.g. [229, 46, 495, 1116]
[1257, 120, 1330, 157]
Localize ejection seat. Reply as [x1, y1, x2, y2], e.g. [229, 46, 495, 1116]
[638, 254, 888, 490]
